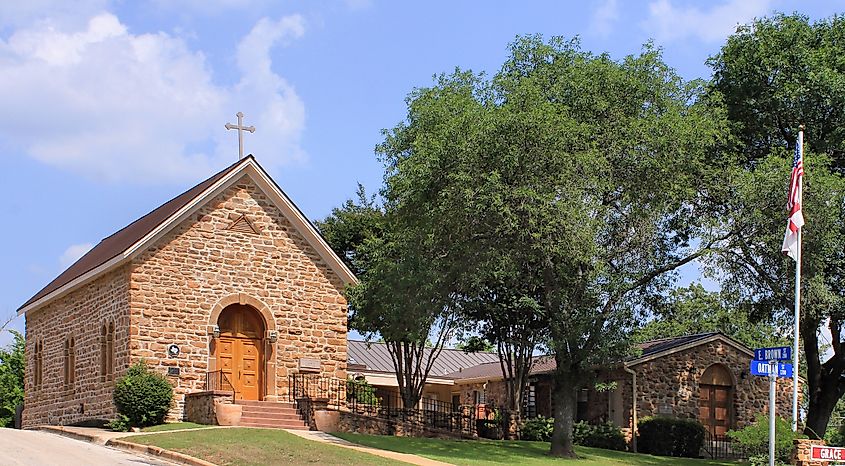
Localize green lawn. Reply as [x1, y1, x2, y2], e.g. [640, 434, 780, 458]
[129, 428, 398, 466]
[333, 433, 742, 466]
[141, 422, 210, 432]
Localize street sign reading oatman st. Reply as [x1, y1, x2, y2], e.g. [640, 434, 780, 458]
[811, 445, 845, 461]
[750, 361, 794, 378]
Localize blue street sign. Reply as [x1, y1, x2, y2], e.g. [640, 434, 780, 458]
[754, 346, 792, 361]
[750, 361, 794, 378]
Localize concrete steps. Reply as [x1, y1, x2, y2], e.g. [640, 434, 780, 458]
[235, 400, 309, 430]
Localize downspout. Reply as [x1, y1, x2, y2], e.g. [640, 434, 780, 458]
[624, 364, 638, 453]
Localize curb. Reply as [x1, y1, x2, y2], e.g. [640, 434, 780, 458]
[38, 426, 217, 466]
[107, 438, 218, 466]
[38, 426, 107, 444]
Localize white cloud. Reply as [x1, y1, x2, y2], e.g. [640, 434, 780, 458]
[643, 0, 773, 44]
[0, 12, 308, 183]
[0, 0, 109, 30]
[60, 243, 94, 268]
[590, 0, 619, 38]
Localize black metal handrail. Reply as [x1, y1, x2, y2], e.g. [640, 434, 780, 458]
[287, 374, 514, 438]
[701, 429, 748, 460]
[205, 370, 237, 403]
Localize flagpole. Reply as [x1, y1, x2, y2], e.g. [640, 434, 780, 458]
[792, 125, 804, 432]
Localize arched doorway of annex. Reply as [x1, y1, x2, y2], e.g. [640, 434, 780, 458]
[208, 294, 277, 401]
[698, 363, 736, 437]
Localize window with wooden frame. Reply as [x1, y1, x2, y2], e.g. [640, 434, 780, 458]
[34, 340, 43, 388]
[100, 322, 116, 382]
[64, 337, 76, 388]
[107, 322, 114, 379]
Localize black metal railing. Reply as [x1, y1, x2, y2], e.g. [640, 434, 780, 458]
[205, 370, 237, 402]
[287, 374, 513, 438]
[701, 429, 748, 460]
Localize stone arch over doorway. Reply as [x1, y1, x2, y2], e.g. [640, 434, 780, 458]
[699, 363, 735, 437]
[208, 293, 277, 400]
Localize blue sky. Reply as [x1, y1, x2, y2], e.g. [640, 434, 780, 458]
[1, 0, 842, 346]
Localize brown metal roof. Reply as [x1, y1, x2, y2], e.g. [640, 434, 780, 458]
[19, 157, 250, 312]
[347, 340, 501, 377]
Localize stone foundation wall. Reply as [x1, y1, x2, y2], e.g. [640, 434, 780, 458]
[129, 176, 348, 420]
[184, 391, 233, 425]
[337, 409, 476, 439]
[22, 267, 132, 428]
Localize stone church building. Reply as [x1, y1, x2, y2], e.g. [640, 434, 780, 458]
[18, 156, 355, 427]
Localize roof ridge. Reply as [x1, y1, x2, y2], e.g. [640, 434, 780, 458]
[347, 339, 498, 355]
[98, 157, 250, 243]
[19, 156, 253, 312]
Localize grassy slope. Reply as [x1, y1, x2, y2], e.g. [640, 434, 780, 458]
[130, 428, 397, 466]
[333, 433, 741, 466]
[141, 422, 210, 432]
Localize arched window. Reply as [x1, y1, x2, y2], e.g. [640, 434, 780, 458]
[64, 337, 76, 387]
[34, 340, 43, 388]
[100, 324, 107, 381]
[100, 322, 115, 381]
[107, 322, 115, 379]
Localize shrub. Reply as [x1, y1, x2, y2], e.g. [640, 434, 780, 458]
[727, 414, 804, 465]
[573, 421, 627, 451]
[347, 377, 379, 406]
[521, 415, 553, 441]
[112, 362, 173, 429]
[825, 422, 845, 447]
[638, 416, 705, 458]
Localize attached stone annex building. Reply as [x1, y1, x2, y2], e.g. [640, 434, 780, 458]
[19, 156, 355, 428]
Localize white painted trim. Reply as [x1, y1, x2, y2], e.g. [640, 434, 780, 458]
[18, 157, 357, 315]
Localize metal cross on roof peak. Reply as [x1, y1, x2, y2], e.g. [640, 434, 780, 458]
[225, 111, 256, 160]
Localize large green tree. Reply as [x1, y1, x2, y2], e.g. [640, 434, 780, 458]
[635, 283, 786, 349]
[317, 189, 461, 410]
[709, 13, 845, 172]
[377, 36, 729, 457]
[708, 13, 845, 438]
[0, 330, 24, 427]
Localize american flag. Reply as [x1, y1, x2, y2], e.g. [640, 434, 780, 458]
[781, 136, 804, 260]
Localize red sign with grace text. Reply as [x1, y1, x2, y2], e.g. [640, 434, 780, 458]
[812, 445, 845, 461]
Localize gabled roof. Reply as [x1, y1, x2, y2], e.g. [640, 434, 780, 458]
[19, 156, 357, 315]
[347, 340, 501, 377]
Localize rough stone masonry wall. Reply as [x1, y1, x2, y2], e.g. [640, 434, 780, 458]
[631, 340, 795, 429]
[183, 391, 233, 425]
[454, 380, 508, 407]
[129, 175, 348, 420]
[22, 267, 131, 427]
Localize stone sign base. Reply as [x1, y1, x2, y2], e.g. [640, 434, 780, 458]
[792, 438, 828, 466]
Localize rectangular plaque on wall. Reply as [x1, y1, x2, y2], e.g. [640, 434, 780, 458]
[167, 367, 180, 377]
[298, 358, 320, 372]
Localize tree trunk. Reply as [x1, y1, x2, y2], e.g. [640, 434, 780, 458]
[801, 315, 845, 439]
[805, 380, 839, 439]
[549, 370, 578, 458]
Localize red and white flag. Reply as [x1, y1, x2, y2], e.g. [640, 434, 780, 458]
[781, 135, 804, 260]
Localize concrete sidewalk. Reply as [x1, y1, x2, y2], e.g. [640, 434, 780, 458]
[284, 429, 456, 466]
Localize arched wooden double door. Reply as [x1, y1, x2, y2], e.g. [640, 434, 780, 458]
[215, 304, 265, 400]
[698, 364, 734, 436]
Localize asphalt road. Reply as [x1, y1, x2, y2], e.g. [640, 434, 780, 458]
[0, 429, 176, 466]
